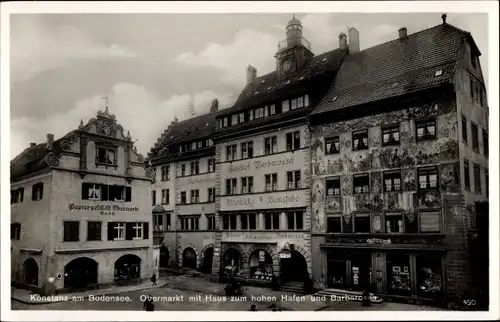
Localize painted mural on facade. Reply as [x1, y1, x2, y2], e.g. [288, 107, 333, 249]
[311, 178, 326, 233]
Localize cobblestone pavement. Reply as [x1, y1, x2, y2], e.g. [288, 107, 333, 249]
[11, 275, 444, 311]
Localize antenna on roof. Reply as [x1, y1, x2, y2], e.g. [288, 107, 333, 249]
[189, 94, 195, 117]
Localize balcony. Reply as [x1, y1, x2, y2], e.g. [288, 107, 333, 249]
[277, 37, 311, 51]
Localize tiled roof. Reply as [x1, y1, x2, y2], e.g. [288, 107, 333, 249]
[312, 23, 470, 115]
[219, 48, 348, 116]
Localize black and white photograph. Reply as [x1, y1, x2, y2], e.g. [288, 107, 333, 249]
[1, 1, 498, 321]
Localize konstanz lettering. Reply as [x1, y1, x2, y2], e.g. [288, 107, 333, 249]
[267, 195, 299, 204]
[30, 294, 68, 302]
[69, 204, 139, 212]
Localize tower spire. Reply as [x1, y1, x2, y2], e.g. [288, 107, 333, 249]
[189, 94, 195, 117]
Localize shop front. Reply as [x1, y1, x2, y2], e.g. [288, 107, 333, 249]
[248, 249, 274, 281]
[326, 249, 372, 291]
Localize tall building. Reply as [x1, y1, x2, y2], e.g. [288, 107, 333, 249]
[148, 100, 219, 273]
[10, 107, 156, 295]
[308, 15, 488, 306]
[209, 16, 348, 286]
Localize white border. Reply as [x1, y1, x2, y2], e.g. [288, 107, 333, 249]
[1, 1, 499, 321]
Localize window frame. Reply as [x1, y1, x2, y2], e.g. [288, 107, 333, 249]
[471, 122, 479, 152]
[87, 221, 102, 241]
[383, 170, 402, 192]
[461, 116, 468, 144]
[326, 177, 341, 196]
[353, 213, 371, 233]
[325, 136, 340, 155]
[415, 119, 437, 141]
[353, 173, 370, 194]
[381, 124, 401, 146]
[464, 160, 470, 190]
[473, 163, 481, 194]
[417, 167, 439, 191]
[352, 129, 369, 151]
[63, 221, 80, 242]
[385, 212, 404, 234]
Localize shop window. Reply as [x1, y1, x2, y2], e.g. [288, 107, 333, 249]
[471, 123, 479, 152]
[241, 213, 257, 230]
[287, 170, 301, 189]
[385, 213, 404, 233]
[264, 212, 280, 230]
[353, 214, 370, 233]
[382, 125, 400, 146]
[11, 223, 21, 240]
[87, 221, 102, 241]
[241, 141, 254, 159]
[264, 136, 278, 154]
[325, 136, 340, 155]
[326, 216, 342, 233]
[326, 177, 341, 196]
[241, 177, 254, 194]
[32, 183, 44, 201]
[416, 255, 443, 299]
[386, 254, 412, 296]
[327, 252, 347, 288]
[352, 130, 369, 150]
[416, 119, 436, 141]
[353, 173, 370, 194]
[64, 221, 80, 242]
[180, 191, 187, 204]
[207, 215, 216, 231]
[249, 250, 274, 280]
[383, 171, 402, 192]
[226, 178, 237, 195]
[418, 167, 438, 190]
[419, 211, 441, 233]
[286, 131, 301, 151]
[464, 160, 470, 190]
[287, 211, 303, 230]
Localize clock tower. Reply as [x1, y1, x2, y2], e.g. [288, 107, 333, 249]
[275, 14, 314, 79]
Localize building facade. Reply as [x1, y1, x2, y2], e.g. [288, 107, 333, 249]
[11, 107, 156, 295]
[308, 17, 488, 306]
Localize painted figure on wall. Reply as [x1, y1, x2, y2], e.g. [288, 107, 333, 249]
[311, 179, 325, 232]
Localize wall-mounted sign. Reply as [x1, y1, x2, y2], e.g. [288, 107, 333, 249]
[222, 231, 307, 244]
[221, 150, 306, 177]
[186, 177, 215, 185]
[280, 252, 291, 259]
[69, 204, 139, 216]
[259, 250, 266, 262]
[367, 238, 391, 245]
[220, 190, 307, 211]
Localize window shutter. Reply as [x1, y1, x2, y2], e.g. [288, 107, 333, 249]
[125, 187, 132, 202]
[107, 222, 115, 241]
[143, 222, 149, 240]
[82, 183, 90, 199]
[32, 185, 36, 200]
[125, 223, 134, 240]
[20, 189, 24, 202]
[39, 184, 44, 200]
[101, 184, 109, 201]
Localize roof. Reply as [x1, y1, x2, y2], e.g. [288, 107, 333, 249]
[219, 48, 348, 117]
[312, 23, 471, 116]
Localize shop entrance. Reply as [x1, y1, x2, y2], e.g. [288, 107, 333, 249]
[326, 250, 372, 290]
[159, 246, 170, 268]
[22, 258, 39, 286]
[350, 253, 372, 291]
[64, 257, 98, 290]
[114, 254, 141, 283]
[281, 251, 308, 281]
[202, 247, 214, 273]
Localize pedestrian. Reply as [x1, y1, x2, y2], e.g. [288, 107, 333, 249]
[249, 304, 257, 311]
[143, 295, 155, 311]
[361, 289, 371, 307]
[151, 273, 157, 287]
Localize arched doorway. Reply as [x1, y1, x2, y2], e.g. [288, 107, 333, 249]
[281, 250, 308, 282]
[202, 247, 214, 273]
[64, 257, 98, 290]
[159, 246, 170, 268]
[182, 247, 197, 269]
[114, 254, 141, 282]
[23, 258, 39, 286]
[249, 249, 273, 281]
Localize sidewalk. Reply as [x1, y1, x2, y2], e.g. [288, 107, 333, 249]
[11, 279, 169, 305]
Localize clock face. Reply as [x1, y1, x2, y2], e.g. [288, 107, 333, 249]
[282, 60, 292, 72]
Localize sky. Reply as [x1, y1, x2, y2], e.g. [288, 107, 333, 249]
[10, 12, 489, 158]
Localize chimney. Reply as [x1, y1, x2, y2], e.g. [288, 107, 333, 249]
[398, 27, 407, 39]
[29, 142, 36, 148]
[441, 14, 447, 24]
[348, 28, 360, 53]
[210, 99, 219, 113]
[246, 65, 257, 84]
[338, 33, 347, 50]
[46, 133, 54, 146]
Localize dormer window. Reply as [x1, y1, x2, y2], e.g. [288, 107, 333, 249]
[223, 117, 229, 128]
[434, 70, 443, 77]
[238, 113, 245, 124]
[282, 100, 290, 112]
[255, 108, 264, 119]
[269, 104, 276, 116]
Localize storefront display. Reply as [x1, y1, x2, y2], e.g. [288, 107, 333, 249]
[387, 254, 411, 296]
[249, 250, 273, 280]
[416, 255, 443, 299]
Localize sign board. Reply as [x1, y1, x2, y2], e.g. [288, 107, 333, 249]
[220, 190, 307, 211]
[69, 204, 140, 216]
[222, 231, 307, 244]
[280, 252, 291, 259]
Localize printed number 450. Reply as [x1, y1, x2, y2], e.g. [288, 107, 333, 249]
[463, 299, 476, 306]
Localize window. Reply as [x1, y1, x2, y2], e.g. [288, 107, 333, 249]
[180, 216, 200, 231]
[297, 96, 305, 108]
[485, 169, 489, 197]
[326, 177, 341, 196]
[473, 164, 481, 194]
[153, 214, 164, 232]
[483, 129, 488, 156]
[282, 100, 290, 112]
[241, 141, 254, 159]
[264, 212, 280, 230]
[255, 107, 264, 119]
[461, 116, 468, 144]
[207, 215, 216, 230]
[107, 222, 125, 240]
[353, 174, 370, 194]
[470, 79, 475, 99]
[241, 213, 257, 230]
[291, 98, 298, 110]
[161, 189, 169, 205]
[352, 130, 369, 150]
[269, 104, 276, 116]
[82, 183, 131, 202]
[241, 177, 254, 194]
[208, 188, 215, 202]
[181, 164, 186, 176]
[248, 109, 254, 121]
[287, 212, 303, 230]
[471, 123, 479, 151]
[63, 221, 79, 242]
[383, 171, 402, 192]
[286, 131, 301, 151]
[32, 183, 44, 201]
[464, 160, 470, 190]
[353, 214, 370, 233]
[132, 223, 144, 239]
[190, 161, 199, 175]
[152, 191, 156, 206]
[287, 170, 301, 189]
[208, 158, 215, 172]
[197, 141, 202, 149]
[238, 112, 245, 124]
[222, 117, 229, 127]
[192, 142, 197, 150]
[190, 190, 200, 203]
[96, 146, 116, 165]
[325, 137, 340, 155]
[419, 211, 441, 233]
[161, 165, 170, 181]
[305, 94, 310, 107]
[418, 167, 438, 190]
[87, 222, 102, 241]
[231, 114, 238, 125]
[382, 125, 400, 146]
[385, 213, 404, 233]
[264, 136, 278, 154]
[265, 173, 278, 191]
[11, 223, 21, 240]
[180, 191, 187, 204]
[226, 178, 237, 195]
[221, 214, 237, 230]
[226, 144, 237, 161]
[326, 216, 342, 233]
[11, 188, 24, 204]
[416, 119, 436, 141]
